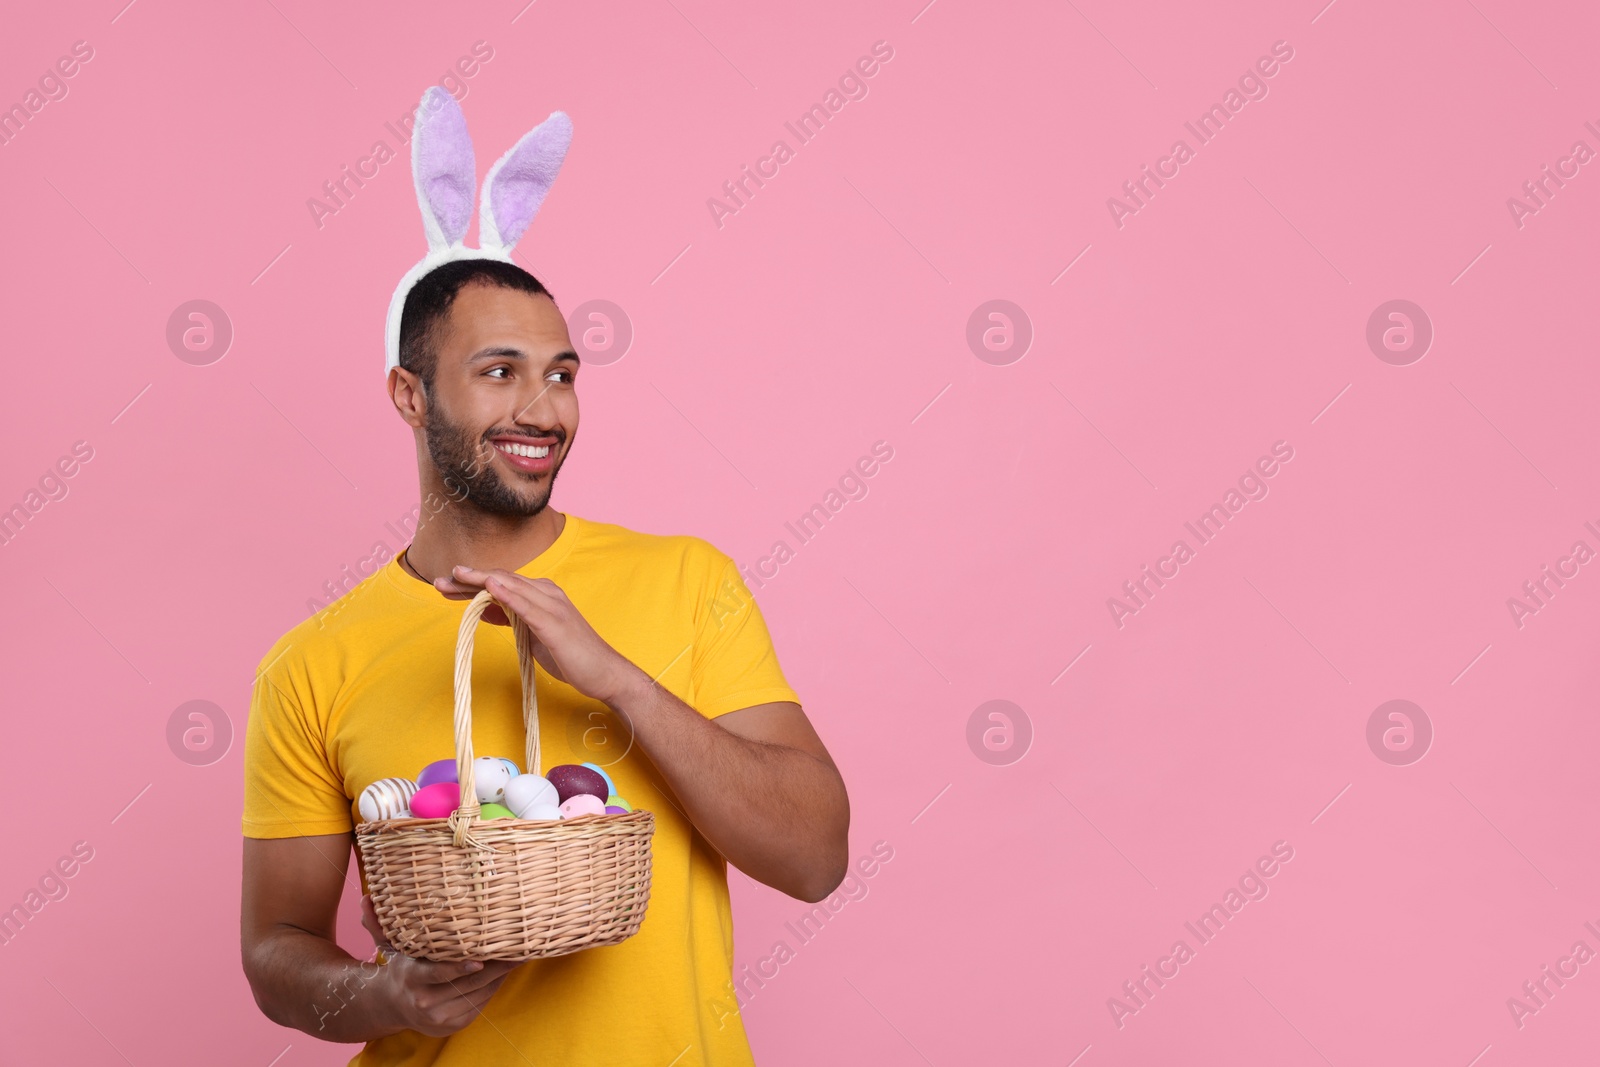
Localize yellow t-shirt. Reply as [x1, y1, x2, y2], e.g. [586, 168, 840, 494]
[242, 514, 800, 1066]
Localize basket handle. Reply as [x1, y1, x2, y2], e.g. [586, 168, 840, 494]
[448, 590, 540, 848]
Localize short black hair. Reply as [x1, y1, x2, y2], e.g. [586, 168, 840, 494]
[398, 259, 554, 390]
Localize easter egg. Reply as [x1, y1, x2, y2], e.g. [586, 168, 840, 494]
[581, 762, 616, 797]
[520, 803, 562, 821]
[358, 778, 419, 822]
[504, 774, 559, 818]
[478, 803, 516, 820]
[497, 757, 521, 779]
[604, 795, 631, 812]
[417, 759, 457, 789]
[546, 764, 610, 805]
[559, 793, 606, 819]
[605, 806, 628, 815]
[473, 757, 512, 804]
[409, 782, 460, 819]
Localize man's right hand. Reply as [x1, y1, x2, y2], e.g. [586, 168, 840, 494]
[243, 835, 528, 1043]
[361, 894, 523, 1037]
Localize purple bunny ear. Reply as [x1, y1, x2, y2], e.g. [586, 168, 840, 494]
[411, 86, 476, 250]
[478, 111, 573, 252]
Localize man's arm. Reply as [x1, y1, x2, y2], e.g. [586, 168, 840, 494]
[240, 834, 521, 1041]
[440, 567, 851, 902]
[613, 692, 849, 902]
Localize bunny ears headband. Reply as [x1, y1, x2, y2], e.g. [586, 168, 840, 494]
[384, 85, 573, 374]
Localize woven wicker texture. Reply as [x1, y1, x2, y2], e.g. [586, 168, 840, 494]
[356, 590, 654, 961]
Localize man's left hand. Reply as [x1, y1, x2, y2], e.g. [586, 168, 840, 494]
[434, 566, 647, 707]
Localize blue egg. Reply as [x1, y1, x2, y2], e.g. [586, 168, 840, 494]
[497, 757, 521, 779]
[581, 762, 616, 796]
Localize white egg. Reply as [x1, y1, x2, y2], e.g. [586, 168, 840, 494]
[520, 803, 562, 821]
[473, 757, 513, 803]
[504, 774, 559, 818]
[358, 778, 419, 822]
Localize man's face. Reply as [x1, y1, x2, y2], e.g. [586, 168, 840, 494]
[422, 282, 579, 517]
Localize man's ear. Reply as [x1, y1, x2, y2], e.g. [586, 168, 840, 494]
[388, 366, 428, 429]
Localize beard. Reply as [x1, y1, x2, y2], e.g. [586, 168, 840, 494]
[423, 398, 566, 517]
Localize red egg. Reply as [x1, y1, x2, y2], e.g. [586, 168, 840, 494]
[545, 764, 610, 805]
[409, 781, 461, 819]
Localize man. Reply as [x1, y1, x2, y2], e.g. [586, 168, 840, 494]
[239, 256, 851, 1065]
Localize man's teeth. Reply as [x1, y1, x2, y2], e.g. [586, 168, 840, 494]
[496, 442, 551, 459]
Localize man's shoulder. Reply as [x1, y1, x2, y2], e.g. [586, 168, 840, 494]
[571, 515, 733, 573]
[252, 566, 408, 685]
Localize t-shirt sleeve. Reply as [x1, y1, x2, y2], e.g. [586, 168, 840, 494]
[689, 550, 801, 718]
[241, 644, 354, 839]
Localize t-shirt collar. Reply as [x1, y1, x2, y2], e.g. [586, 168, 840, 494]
[378, 511, 584, 604]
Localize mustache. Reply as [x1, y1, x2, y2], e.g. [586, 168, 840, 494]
[481, 427, 565, 445]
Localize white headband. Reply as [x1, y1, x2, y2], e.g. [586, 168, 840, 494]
[384, 86, 572, 375]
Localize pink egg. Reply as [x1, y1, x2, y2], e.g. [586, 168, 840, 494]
[559, 794, 606, 819]
[546, 764, 610, 805]
[409, 782, 461, 819]
[417, 759, 457, 789]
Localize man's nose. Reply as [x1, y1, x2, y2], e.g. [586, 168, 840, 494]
[510, 380, 558, 427]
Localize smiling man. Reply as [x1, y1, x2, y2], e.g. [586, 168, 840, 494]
[239, 257, 850, 1066]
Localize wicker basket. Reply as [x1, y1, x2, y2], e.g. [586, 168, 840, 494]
[355, 589, 654, 961]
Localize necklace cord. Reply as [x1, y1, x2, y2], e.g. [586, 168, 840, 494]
[401, 548, 432, 586]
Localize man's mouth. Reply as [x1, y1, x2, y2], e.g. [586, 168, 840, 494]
[489, 435, 558, 473]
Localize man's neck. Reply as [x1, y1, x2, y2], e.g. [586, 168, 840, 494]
[403, 502, 567, 585]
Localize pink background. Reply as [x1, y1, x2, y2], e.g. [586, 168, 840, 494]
[2, 0, 1597, 1063]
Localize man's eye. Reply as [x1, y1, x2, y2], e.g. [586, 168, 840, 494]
[487, 367, 511, 379]
[545, 370, 573, 383]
